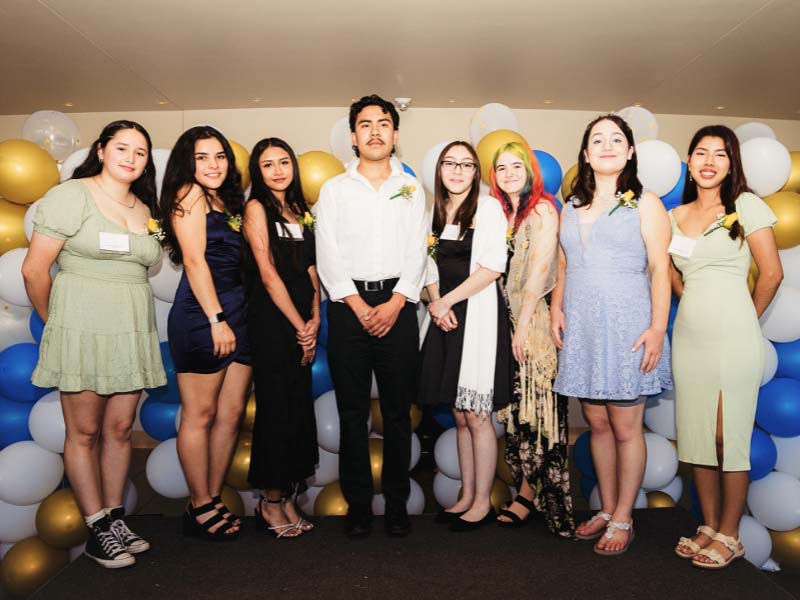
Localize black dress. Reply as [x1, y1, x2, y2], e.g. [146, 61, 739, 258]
[245, 211, 318, 494]
[419, 229, 513, 409]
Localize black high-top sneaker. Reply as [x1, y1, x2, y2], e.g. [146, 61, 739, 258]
[85, 515, 135, 568]
[109, 507, 150, 554]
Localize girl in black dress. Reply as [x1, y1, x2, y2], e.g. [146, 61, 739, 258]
[419, 141, 512, 531]
[243, 138, 320, 539]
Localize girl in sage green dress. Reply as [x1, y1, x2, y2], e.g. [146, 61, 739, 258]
[23, 120, 166, 569]
[670, 125, 782, 570]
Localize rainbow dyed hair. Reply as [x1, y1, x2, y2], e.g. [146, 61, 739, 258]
[490, 141, 556, 230]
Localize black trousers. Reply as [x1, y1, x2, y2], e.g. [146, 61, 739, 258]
[327, 289, 419, 514]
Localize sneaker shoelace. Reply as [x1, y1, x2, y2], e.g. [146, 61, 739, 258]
[96, 527, 129, 558]
[110, 519, 141, 546]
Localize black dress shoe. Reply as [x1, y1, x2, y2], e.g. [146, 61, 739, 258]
[449, 509, 497, 532]
[384, 508, 411, 537]
[434, 509, 466, 525]
[344, 512, 372, 539]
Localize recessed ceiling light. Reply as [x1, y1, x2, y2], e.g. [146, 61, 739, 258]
[250, 97, 262, 103]
[351, 98, 357, 103]
[632, 102, 643, 107]
[543, 100, 553, 105]
[63, 101, 74, 108]
[448, 98, 456, 103]
[715, 105, 726, 110]
[157, 100, 169, 105]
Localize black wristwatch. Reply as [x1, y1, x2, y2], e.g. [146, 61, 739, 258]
[208, 311, 227, 324]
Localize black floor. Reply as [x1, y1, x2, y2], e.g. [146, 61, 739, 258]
[32, 509, 798, 600]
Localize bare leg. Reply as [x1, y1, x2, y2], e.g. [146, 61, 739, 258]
[576, 402, 617, 538]
[460, 412, 497, 521]
[208, 362, 251, 497]
[99, 391, 141, 508]
[449, 409, 475, 512]
[61, 391, 106, 516]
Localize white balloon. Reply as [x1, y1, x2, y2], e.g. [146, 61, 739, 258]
[421, 142, 449, 193]
[469, 103, 519, 147]
[152, 149, 171, 197]
[371, 478, 425, 516]
[760, 284, 800, 343]
[747, 471, 800, 531]
[0, 441, 63, 505]
[433, 427, 460, 479]
[653, 475, 683, 503]
[762, 337, 778, 386]
[0, 248, 32, 307]
[410, 432, 421, 470]
[432, 472, 461, 508]
[491, 412, 505, 438]
[0, 499, 40, 542]
[739, 514, 773, 568]
[779, 245, 800, 289]
[68, 542, 86, 562]
[0, 541, 14, 559]
[740, 137, 792, 197]
[634, 488, 648, 509]
[148, 252, 183, 303]
[314, 390, 340, 453]
[28, 390, 66, 454]
[0, 302, 34, 352]
[123, 479, 138, 515]
[329, 117, 354, 165]
[644, 388, 677, 440]
[238, 489, 261, 517]
[735, 122, 777, 144]
[642, 432, 678, 490]
[297, 486, 323, 515]
[145, 437, 189, 499]
[153, 297, 172, 342]
[772, 434, 800, 479]
[59, 148, 90, 182]
[23, 200, 40, 242]
[636, 140, 682, 197]
[22, 110, 80, 162]
[307, 447, 339, 487]
[174, 404, 181, 431]
[616, 106, 659, 145]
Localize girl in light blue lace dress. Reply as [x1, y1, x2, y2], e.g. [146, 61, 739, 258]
[550, 115, 672, 556]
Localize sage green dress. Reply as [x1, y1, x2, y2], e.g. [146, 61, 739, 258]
[31, 179, 167, 394]
[669, 192, 776, 471]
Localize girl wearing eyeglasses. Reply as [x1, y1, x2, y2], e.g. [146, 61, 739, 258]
[419, 141, 512, 532]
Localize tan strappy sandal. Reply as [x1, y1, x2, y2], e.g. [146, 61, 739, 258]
[575, 511, 612, 540]
[675, 525, 717, 559]
[692, 532, 745, 569]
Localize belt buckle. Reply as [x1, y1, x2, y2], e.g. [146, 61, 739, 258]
[364, 280, 382, 292]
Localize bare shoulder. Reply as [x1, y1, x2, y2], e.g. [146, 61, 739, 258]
[244, 198, 266, 216]
[175, 183, 206, 214]
[533, 200, 558, 226]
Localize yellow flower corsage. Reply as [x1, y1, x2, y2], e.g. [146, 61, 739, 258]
[704, 211, 738, 236]
[227, 214, 243, 233]
[427, 234, 439, 259]
[390, 184, 416, 200]
[608, 190, 638, 215]
[146, 218, 165, 241]
[297, 211, 316, 231]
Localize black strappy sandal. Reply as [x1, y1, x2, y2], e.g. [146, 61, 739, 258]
[211, 494, 242, 527]
[496, 495, 536, 528]
[182, 501, 239, 541]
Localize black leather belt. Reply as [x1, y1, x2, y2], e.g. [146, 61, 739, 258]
[353, 278, 399, 292]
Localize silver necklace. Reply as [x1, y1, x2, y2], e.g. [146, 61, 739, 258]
[93, 176, 135, 209]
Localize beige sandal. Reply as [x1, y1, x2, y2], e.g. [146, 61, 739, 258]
[575, 511, 612, 540]
[691, 532, 745, 569]
[675, 525, 717, 559]
[594, 520, 634, 556]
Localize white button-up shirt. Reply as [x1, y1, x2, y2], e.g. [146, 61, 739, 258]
[314, 157, 428, 303]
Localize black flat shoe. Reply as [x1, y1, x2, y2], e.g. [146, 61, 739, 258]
[434, 509, 466, 525]
[449, 509, 497, 533]
[385, 509, 411, 537]
[345, 511, 373, 539]
[497, 495, 535, 529]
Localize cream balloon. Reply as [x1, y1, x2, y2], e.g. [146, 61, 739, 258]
[739, 514, 773, 567]
[329, 116, 354, 165]
[747, 471, 800, 531]
[0, 441, 63, 506]
[421, 141, 449, 193]
[779, 245, 800, 288]
[642, 432, 678, 490]
[762, 337, 778, 386]
[145, 437, 189, 499]
[772, 434, 800, 479]
[734, 122, 777, 144]
[653, 475, 684, 503]
[644, 387, 677, 440]
[616, 106, 659, 144]
[0, 248, 32, 307]
[0, 302, 34, 352]
[28, 391, 66, 454]
[469, 103, 519, 147]
[59, 148, 90, 182]
[297, 485, 323, 515]
[636, 139, 682, 196]
[306, 446, 339, 487]
[433, 427, 460, 479]
[432, 472, 461, 508]
[760, 284, 800, 343]
[741, 137, 792, 197]
[148, 252, 183, 303]
[0, 500, 40, 542]
[22, 111, 80, 162]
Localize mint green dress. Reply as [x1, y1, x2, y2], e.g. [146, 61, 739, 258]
[669, 192, 776, 471]
[31, 179, 167, 394]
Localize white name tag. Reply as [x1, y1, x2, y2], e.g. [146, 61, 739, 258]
[440, 224, 460, 241]
[668, 234, 697, 259]
[275, 223, 303, 240]
[99, 231, 130, 254]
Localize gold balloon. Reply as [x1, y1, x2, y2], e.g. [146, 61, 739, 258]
[764, 191, 800, 249]
[646, 490, 676, 508]
[224, 432, 252, 490]
[228, 140, 251, 191]
[561, 163, 579, 200]
[779, 151, 800, 193]
[297, 151, 345, 206]
[0, 139, 60, 205]
[35, 489, 88, 549]
[0, 536, 68, 597]
[219, 484, 245, 516]
[0, 198, 29, 254]
[489, 478, 512, 511]
[769, 527, 800, 569]
[369, 438, 384, 493]
[496, 437, 514, 485]
[370, 399, 423, 435]
[410, 405, 422, 432]
[314, 481, 349, 516]
[476, 129, 529, 184]
[241, 392, 256, 432]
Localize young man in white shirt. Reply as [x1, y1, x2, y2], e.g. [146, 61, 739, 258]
[315, 94, 427, 537]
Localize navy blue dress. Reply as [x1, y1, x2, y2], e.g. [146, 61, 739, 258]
[168, 210, 251, 373]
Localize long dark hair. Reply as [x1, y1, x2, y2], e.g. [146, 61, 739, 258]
[159, 126, 244, 263]
[682, 125, 748, 242]
[432, 141, 481, 237]
[72, 120, 157, 211]
[570, 114, 643, 208]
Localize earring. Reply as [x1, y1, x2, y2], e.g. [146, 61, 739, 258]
[351, 145, 357, 153]
[688, 172, 693, 182]
[99, 157, 103, 163]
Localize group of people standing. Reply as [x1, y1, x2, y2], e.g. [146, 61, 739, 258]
[20, 94, 782, 572]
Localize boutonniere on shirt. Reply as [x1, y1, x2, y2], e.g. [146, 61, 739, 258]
[296, 211, 315, 231]
[704, 211, 739, 236]
[608, 190, 638, 215]
[427, 234, 439, 259]
[506, 227, 515, 253]
[146, 218, 165, 241]
[390, 184, 416, 200]
[227, 213, 243, 233]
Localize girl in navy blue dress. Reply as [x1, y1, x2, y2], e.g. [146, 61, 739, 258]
[159, 126, 252, 540]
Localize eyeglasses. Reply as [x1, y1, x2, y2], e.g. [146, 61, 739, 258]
[441, 160, 478, 173]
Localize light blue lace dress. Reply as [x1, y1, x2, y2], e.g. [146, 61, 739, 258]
[552, 199, 672, 400]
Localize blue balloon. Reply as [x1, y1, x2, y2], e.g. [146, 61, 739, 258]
[552, 197, 563, 214]
[749, 427, 777, 481]
[311, 346, 334, 399]
[533, 150, 563, 196]
[139, 398, 179, 441]
[318, 299, 329, 348]
[146, 341, 180, 403]
[580, 474, 597, 501]
[0, 343, 51, 403]
[774, 339, 800, 381]
[432, 403, 455, 430]
[661, 163, 687, 210]
[756, 378, 800, 438]
[29, 311, 45, 343]
[402, 163, 417, 178]
[572, 430, 595, 479]
[0, 396, 34, 449]
[667, 294, 679, 340]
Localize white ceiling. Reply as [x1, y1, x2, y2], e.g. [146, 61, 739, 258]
[1, 0, 798, 119]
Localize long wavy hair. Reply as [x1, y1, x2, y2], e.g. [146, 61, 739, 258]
[432, 141, 481, 237]
[159, 126, 244, 263]
[570, 114, 643, 208]
[682, 125, 748, 242]
[72, 120, 157, 211]
[490, 141, 557, 231]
